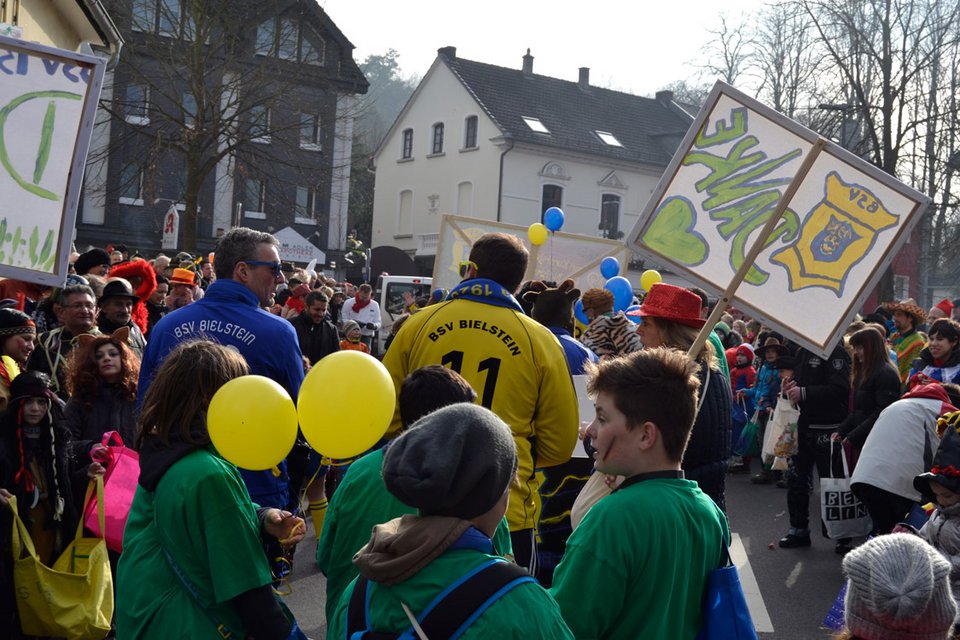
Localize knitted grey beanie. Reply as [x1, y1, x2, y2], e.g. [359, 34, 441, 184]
[382, 403, 517, 520]
[843, 534, 956, 640]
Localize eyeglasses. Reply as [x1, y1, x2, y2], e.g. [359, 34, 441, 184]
[62, 302, 96, 311]
[244, 260, 283, 277]
[458, 260, 477, 278]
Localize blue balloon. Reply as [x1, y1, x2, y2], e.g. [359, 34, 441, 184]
[600, 256, 620, 279]
[574, 299, 589, 325]
[604, 276, 633, 312]
[543, 207, 565, 232]
[625, 304, 642, 323]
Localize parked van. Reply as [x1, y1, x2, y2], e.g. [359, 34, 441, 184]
[374, 275, 433, 353]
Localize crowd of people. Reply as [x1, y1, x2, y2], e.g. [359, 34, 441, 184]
[1, 227, 960, 638]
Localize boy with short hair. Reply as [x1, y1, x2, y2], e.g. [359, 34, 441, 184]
[550, 347, 730, 639]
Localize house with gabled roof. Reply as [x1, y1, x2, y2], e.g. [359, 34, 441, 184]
[371, 46, 694, 274]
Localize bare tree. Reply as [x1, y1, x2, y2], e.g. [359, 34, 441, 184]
[701, 14, 756, 86]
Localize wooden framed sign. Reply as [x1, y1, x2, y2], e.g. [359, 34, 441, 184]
[626, 81, 930, 357]
[0, 35, 106, 286]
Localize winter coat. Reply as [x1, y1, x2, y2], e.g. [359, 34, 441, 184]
[837, 364, 901, 449]
[288, 312, 340, 367]
[742, 361, 779, 411]
[909, 346, 960, 386]
[580, 313, 642, 359]
[683, 361, 732, 511]
[63, 385, 138, 456]
[921, 502, 960, 593]
[792, 344, 851, 430]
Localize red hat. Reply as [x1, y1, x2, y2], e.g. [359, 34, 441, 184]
[936, 299, 954, 317]
[631, 283, 705, 328]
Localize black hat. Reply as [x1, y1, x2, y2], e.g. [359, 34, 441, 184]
[10, 370, 54, 402]
[99, 278, 139, 303]
[382, 403, 517, 519]
[0, 308, 36, 338]
[915, 426, 960, 502]
[74, 248, 111, 275]
[774, 355, 796, 370]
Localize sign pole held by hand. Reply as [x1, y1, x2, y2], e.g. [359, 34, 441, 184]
[688, 138, 828, 361]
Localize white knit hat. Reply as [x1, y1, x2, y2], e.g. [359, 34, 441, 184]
[843, 534, 957, 640]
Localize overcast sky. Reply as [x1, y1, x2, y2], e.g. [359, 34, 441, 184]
[319, 0, 767, 96]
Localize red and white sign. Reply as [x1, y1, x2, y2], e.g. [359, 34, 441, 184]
[161, 204, 180, 250]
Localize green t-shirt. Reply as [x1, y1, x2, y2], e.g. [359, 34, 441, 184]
[329, 547, 573, 640]
[317, 448, 513, 626]
[550, 477, 729, 640]
[116, 448, 272, 639]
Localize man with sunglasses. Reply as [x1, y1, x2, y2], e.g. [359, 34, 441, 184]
[138, 227, 305, 521]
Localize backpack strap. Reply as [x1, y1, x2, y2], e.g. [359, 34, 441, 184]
[345, 560, 534, 640]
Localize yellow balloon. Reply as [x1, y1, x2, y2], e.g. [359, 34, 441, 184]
[208, 375, 298, 470]
[640, 269, 663, 292]
[527, 222, 548, 246]
[298, 351, 395, 458]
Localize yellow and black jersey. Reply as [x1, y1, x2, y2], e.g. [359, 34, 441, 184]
[383, 298, 579, 531]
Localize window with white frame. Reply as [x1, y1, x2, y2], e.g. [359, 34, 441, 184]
[124, 84, 150, 124]
[295, 186, 317, 223]
[243, 177, 265, 215]
[119, 162, 144, 204]
[595, 130, 622, 147]
[300, 113, 321, 150]
[431, 123, 444, 154]
[250, 105, 271, 142]
[523, 116, 550, 134]
[182, 91, 197, 128]
[464, 115, 478, 149]
[401, 129, 413, 159]
[600, 193, 622, 239]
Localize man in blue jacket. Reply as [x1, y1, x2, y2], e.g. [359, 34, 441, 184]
[138, 227, 305, 511]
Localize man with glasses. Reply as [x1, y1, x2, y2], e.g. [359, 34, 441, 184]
[139, 227, 305, 523]
[28, 284, 101, 400]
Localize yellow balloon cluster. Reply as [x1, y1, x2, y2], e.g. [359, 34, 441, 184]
[527, 222, 548, 246]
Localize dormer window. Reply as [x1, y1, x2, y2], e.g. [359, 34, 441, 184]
[522, 117, 550, 134]
[595, 130, 622, 147]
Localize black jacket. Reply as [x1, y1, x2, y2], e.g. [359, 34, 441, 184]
[682, 361, 732, 511]
[793, 344, 851, 430]
[63, 385, 138, 456]
[837, 364, 901, 449]
[289, 312, 340, 366]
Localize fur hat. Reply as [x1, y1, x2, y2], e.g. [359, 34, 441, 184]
[843, 534, 956, 640]
[382, 403, 517, 519]
[0, 308, 36, 338]
[634, 283, 705, 328]
[580, 288, 614, 315]
[73, 248, 111, 275]
[524, 279, 580, 332]
[882, 298, 926, 326]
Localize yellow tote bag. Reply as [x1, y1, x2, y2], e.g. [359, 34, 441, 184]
[11, 475, 114, 639]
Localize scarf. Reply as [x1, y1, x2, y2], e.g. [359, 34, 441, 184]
[445, 279, 524, 313]
[352, 294, 372, 313]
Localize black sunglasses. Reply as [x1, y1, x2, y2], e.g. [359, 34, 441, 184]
[244, 260, 283, 277]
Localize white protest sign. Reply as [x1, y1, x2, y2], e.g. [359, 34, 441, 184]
[0, 36, 105, 286]
[434, 214, 632, 294]
[626, 82, 930, 357]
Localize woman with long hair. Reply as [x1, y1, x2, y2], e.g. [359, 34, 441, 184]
[63, 328, 139, 456]
[834, 326, 900, 451]
[634, 283, 732, 510]
[116, 340, 306, 639]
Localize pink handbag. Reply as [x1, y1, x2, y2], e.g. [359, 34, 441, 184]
[83, 431, 140, 553]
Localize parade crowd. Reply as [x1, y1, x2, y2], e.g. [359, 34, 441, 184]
[2, 228, 960, 639]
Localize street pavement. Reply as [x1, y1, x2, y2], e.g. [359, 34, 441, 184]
[283, 465, 851, 639]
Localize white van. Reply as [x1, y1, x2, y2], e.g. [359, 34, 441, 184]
[375, 275, 433, 353]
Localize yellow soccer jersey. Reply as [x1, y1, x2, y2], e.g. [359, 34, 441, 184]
[383, 298, 579, 532]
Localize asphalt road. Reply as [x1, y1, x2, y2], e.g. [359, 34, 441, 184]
[282, 465, 851, 640]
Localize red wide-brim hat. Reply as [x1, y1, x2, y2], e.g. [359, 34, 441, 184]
[627, 283, 705, 329]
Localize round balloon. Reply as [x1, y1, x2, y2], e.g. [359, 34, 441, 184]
[543, 207, 565, 232]
[574, 298, 589, 325]
[625, 304, 642, 323]
[600, 256, 620, 279]
[640, 269, 662, 292]
[298, 351, 395, 458]
[208, 376, 299, 471]
[605, 276, 634, 312]
[528, 222, 548, 246]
